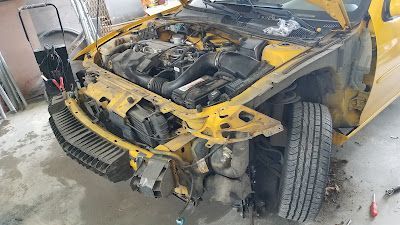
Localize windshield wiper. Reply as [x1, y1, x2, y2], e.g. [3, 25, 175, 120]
[202, 0, 242, 19]
[243, 0, 284, 9]
[204, 0, 315, 31]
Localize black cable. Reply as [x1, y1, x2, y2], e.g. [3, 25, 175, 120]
[39, 47, 65, 80]
[177, 172, 194, 218]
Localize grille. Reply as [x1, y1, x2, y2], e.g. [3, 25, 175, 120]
[323, 22, 341, 29]
[49, 99, 132, 182]
[289, 27, 317, 39]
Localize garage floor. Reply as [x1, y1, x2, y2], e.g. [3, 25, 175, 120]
[1, 99, 400, 225]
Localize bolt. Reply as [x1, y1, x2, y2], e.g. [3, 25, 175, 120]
[127, 97, 135, 104]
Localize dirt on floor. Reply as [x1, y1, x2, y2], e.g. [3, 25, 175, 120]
[2, 100, 400, 225]
[0, 120, 11, 137]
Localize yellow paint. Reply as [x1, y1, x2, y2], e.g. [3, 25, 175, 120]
[262, 42, 309, 67]
[391, 0, 400, 16]
[174, 185, 189, 196]
[332, 131, 349, 146]
[81, 64, 284, 147]
[359, 0, 400, 126]
[185, 33, 240, 50]
[307, 0, 351, 29]
[80, 79, 145, 118]
[129, 158, 138, 171]
[155, 133, 195, 152]
[70, 0, 400, 151]
[59, 0, 400, 199]
[178, 0, 189, 6]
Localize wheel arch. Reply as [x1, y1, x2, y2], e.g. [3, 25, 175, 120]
[251, 25, 376, 129]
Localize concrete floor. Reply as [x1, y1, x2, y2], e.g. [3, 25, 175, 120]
[1, 99, 400, 225]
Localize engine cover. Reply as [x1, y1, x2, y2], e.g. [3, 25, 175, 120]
[137, 39, 176, 53]
[103, 27, 274, 109]
[109, 39, 199, 84]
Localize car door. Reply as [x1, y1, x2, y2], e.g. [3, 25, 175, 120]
[359, 0, 400, 124]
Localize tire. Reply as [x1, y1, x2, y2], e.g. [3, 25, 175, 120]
[277, 102, 332, 222]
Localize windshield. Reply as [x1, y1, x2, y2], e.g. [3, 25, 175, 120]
[188, 0, 371, 24]
[223, 0, 363, 12]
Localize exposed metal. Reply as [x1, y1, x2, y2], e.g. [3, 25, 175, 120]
[70, 0, 97, 43]
[0, 52, 27, 111]
[131, 157, 175, 198]
[0, 84, 16, 114]
[0, 102, 6, 120]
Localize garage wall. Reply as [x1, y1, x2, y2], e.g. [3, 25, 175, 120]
[0, 0, 43, 100]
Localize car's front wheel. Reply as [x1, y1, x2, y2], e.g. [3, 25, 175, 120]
[277, 102, 332, 222]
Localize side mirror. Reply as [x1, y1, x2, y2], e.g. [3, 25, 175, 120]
[390, 0, 400, 17]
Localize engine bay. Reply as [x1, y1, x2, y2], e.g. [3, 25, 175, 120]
[48, 18, 301, 211]
[75, 21, 293, 150]
[98, 22, 274, 110]
[44, 2, 371, 221]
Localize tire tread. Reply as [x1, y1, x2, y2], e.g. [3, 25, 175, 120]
[277, 102, 332, 222]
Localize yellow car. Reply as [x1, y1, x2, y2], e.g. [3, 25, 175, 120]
[47, 0, 400, 222]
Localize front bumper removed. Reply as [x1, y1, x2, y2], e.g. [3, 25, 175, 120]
[48, 95, 132, 182]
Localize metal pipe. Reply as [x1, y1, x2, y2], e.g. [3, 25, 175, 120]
[0, 52, 28, 109]
[0, 64, 19, 109]
[0, 55, 24, 110]
[78, 0, 98, 41]
[0, 103, 6, 120]
[0, 85, 17, 113]
[70, 0, 96, 43]
[78, 0, 99, 40]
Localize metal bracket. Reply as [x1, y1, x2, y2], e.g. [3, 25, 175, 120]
[131, 157, 175, 198]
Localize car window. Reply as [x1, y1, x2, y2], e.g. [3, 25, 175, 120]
[188, 0, 371, 24]
[383, 0, 399, 21]
[282, 0, 360, 12]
